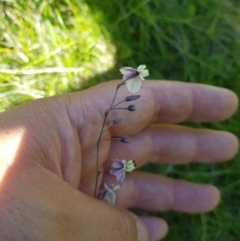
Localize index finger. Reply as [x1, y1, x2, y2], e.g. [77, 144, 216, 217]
[86, 80, 238, 124]
[148, 80, 238, 123]
[70, 80, 238, 136]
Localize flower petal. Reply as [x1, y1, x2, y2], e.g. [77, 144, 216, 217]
[140, 69, 149, 78]
[120, 67, 136, 74]
[104, 183, 112, 191]
[126, 77, 142, 93]
[112, 159, 125, 169]
[137, 65, 146, 71]
[120, 67, 139, 81]
[105, 190, 116, 204]
[120, 67, 137, 79]
[116, 172, 125, 182]
[110, 168, 125, 181]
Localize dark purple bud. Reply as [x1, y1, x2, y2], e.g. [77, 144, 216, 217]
[112, 117, 124, 125]
[125, 95, 141, 102]
[127, 105, 136, 111]
[120, 136, 130, 143]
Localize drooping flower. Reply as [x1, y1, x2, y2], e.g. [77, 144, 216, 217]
[119, 65, 149, 93]
[109, 159, 137, 182]
[98, 183, 121, 205]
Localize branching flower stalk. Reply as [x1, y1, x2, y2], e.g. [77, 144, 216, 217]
[95, 65, 149, 202]
[94, 84, 123, 197]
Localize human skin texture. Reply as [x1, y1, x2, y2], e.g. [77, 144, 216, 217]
[0, 80, 238, 241]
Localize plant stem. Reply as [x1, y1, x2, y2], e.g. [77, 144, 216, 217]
[112, 107, 128, 110]
[111, 99, 126, 109]
[94, 84, 122, 197]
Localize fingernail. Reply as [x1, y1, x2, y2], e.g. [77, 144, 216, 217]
[136, 219, 148, 241]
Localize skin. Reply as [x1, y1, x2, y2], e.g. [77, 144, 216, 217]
[0, 80, 238, 241]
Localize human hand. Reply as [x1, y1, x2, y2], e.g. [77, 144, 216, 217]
[0, 80, 238, 241]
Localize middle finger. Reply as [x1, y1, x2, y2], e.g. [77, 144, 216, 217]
[107, 124, 238, 167]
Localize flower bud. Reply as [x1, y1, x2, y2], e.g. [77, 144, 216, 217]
[125, 95, 141, 102]
[127, 105, 136, 111]
[120, 136, 130, 143]
[112, 117, 124, 125]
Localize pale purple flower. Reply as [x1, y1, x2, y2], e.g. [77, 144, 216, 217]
[120, 65, 149, 93]
[98, 183, 120, 205]
[109, 159, 137, 182]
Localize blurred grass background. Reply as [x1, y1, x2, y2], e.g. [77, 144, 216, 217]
[0, 0, 240, 240]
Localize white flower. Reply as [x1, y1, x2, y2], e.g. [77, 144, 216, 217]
[119, 65, 149, 93]
[98, 183, 120, 205]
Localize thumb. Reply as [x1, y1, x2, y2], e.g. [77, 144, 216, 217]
[45, 169, 150, 241]
[5, 164, 149, 241]
[74, 193, 149, 241]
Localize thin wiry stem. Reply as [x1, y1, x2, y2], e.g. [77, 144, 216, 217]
[111, 99, 126, 109]
[94, 83, 122, 198]
[112, 107, 128, 110]
[100, 137, 121, 142]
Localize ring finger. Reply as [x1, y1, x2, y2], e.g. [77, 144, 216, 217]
[102, 172, 220, 213]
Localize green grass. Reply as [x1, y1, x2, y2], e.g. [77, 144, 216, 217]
[1, 0, 240, 240]
[0, 0, 115, 110]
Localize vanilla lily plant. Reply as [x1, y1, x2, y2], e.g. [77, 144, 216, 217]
[95, 65, 149, 205]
